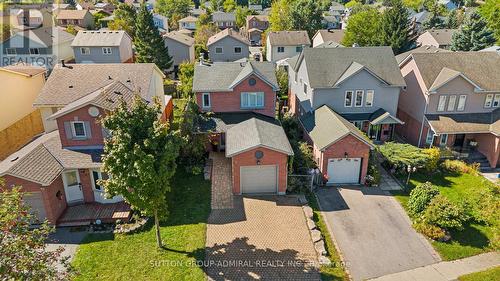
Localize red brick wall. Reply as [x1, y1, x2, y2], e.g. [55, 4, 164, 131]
[195, 74, 276, 118]
[231, 147, 288, 194]
[2, 175, 67, 225]
[78, 169, 95, 203]
[288, 89, 298, 115]
[56, 105, 106, 148]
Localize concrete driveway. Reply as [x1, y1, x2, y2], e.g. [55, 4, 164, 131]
[46, 227, 87, 271]
[316, 187, 440, 281]
[205, 196, 320, 280]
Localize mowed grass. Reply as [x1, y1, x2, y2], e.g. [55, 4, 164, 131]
[71, 169, 211, 281]
[393, 171, 498, 260]
[458, 266, 500, 281]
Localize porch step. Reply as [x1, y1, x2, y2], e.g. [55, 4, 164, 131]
[57, 221, 91, 227]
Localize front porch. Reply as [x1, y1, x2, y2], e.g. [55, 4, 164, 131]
[343, 109, 404, 143]
[57, 202, 131, 226]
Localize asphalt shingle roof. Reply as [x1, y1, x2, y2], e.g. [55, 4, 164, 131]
[426, 109, 500, 135]
[56, 9, 90, 20]
[71, 30, 129, 47]
[207, 28, 249, 46]
[212, 11, 236, 22]
[313, 29, 345, 44]
[396, 45, 450, 63]
[267, 31, 311, 46]
[163, 31, 195, 46]
[13, 27, 75, 47]
[423, 29, 457, 46]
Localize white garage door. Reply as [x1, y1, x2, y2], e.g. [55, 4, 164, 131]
[327, 158, 361, 184]
[23, 192, 47, 223]
[240, 165, 277, 194]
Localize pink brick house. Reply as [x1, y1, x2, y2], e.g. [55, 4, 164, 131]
[193, 61, 294, 194]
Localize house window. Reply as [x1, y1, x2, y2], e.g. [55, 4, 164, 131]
[355, 90, 363, 107]
[277, 46, 284, 53]
[102, 47, 112, 55]
[295, 46, 302, 53]
[437, 95, 447, 112]
[303, 83, 308, 94]
[29, 48, 40, 55]
[493, 94, 500, 107]
[241, 92, 264, 108]
[71, 121, 86, 138]
[457, 95, 466, 111]
[447, 95, 456, 111]
[202, 93, 210, 108]
[365, 90, 374, 107]
[425, 129, 434, 144]
[440, 134, 448, 146]
[6, 48, 16, 55]
[215, 47, 223, 54]
[345, 91, 353, 107]
[80, 47, 90, 55]
[234, 46, 242, 53]
[484, 94, 494, 108]
[353, 121, 363, 129]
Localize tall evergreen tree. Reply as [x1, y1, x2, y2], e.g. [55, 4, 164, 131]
[445, 9, 460, 29]
[289, 0, 324, 38]
[451, 11, 496, 51]
[135, 4, 172, 72]
[379, 0, 414, 54]
[422, 12, 445, 30]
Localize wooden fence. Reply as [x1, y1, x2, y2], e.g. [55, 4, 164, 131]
[0, 109, 44, 160]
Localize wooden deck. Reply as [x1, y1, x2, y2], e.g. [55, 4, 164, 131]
[57, 202, 131, 226]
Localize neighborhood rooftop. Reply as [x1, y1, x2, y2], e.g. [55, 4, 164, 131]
[423, 29, 457, 45]
[55, 9, 89, 20]
[163, 31, 195, 46]
[71, 30, 130, 47]
[16, 27, 75, 47]
[267, 31, 311, 46]
[207, 28, 250, 46]
[313, 29, 345, 44]
[0, 64, 46, 77]
[395, 45, 450, 63]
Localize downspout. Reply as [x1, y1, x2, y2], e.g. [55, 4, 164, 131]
[417, 97, 429, 147]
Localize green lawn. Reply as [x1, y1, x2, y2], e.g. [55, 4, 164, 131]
[458, 266, 500, 281]
[71, 169, 211, 280]
[306, 192, 348, 281]
[392, 171, 498, 261]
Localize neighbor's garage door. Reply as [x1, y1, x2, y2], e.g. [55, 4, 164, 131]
[240, 165, 277, 194]
[23, 192, 47, 223]
[327, 158, 361, 184]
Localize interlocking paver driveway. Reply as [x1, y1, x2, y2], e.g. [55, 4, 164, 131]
[205, 196, 320, 280]
[316, 186, 440, 281]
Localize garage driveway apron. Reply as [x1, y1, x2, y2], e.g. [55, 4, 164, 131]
[316, 186, 440, 281]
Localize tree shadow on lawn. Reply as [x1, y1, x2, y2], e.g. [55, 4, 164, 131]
[447, 223, 490, 249]
[410, 172, 457, 189]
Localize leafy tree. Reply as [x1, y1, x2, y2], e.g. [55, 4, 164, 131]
[422, 1, 445, 30]
[0, 24, 10, 41]
[65, 25, 78, 35]
[101, 97, 179, 248]
[451, 11, 496, 51]
[445, 9, 463, 29]
[378, 142, 431, 171]
[178, 101, 208, 174]
[178, 62, 195, 98]
[424, 195, 468, 230]
[210, 0, 224, 11]
[403, 0, 424, 11]
[223, 0, 237, 12]
[408, 182, 440, 216]
[380, 0, 414, 54]
[196, 12, 212, 27]
[269, 0, 293, 31]
[0, 182, 73, 280]
[342, 7, 382, 46]
[479, 0, 500, 43]
[156, 0, 191, 18]
[276, 68, 288, 99]
[194, 23, 219, 46]
[235, 5, 255, 27]
[135, 4, 173, 72]
[249, 0, 272, 8]
[109, 3, 137, 38]
[289, 0, 324, 38]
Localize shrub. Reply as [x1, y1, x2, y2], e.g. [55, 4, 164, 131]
[423, 147, 440, 172]
[423, 195, 468, 230]
[290, 141, 316, 174]
[414, 222, 446, 241]
[287, 176, 310, 193]
[408, 182, 440, 216]
[366, 154, 381, 186]
[441, 160, 479, 175]
[378, 142, 430, 173]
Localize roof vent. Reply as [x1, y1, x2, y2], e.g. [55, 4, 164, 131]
[108, 75, 112, 80]
[113, 91, 122, 95]
[69, 85, 73, 88]
[106, 98, 114, 103]
[10, 156, 19, 162]
[126, 78, 131, 83]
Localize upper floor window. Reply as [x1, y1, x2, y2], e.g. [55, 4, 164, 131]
[29, 48, 40, 55]
[294, 71, 298, 83]
[234, 47, 242, 53]
[457, 95, 466, 111]
[355, 90, 363, 107]
[365, 90, 374, 107]
[81, 47, 90, 55]
[425, 129, 434, 145]
[102, 47, 112, 55]
[241, 92, 264, 108]
[493, 94, 500, 107]
[345, 91, 353, 107]
[71, 121, 86, 138]
[215, 47, 223, 54]
[437, 95, 447, 112]
[303, 83, 308, 94]
[202, 93, 210, 108]
[295, 46, 302, 53]
[447, 95, 457, 111]
[6, 48, 16, 55]
[277, 46, 285, 53]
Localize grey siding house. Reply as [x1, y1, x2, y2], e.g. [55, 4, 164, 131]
[163, 31, 195, 72]
[71, 30, 133, 64]
[207, 28, 250, 62]
[266, 31, 311, 63]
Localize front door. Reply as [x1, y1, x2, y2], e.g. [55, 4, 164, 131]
[454, 134, 465, 148]
[369, 125, 381, 141]
[62, 170, 84, 204]
[90, 170, 123, 203]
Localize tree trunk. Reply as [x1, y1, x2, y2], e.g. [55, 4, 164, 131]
[154, 209, 162, 248]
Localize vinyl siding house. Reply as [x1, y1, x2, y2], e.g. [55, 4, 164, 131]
[266, 31, 311, 63]
[212, 11, 236, 29]
[397, 52, 500, 169]
[288, 47, 406, 184]
[178, 16, 198, 31]
[207, 29, 250, 62]
[0, 63, 166, 225]
[153, 13, 169, 33]
[163, 31, 195, 74]
[55, 9, 94, 29]
[245, 15, 269, 44]
[193, 61, 293, 195]
[312, 29, 345, 48]
[71, 30, 133, 64]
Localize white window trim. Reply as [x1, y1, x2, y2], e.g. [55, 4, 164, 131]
[80, 47, 90, 55]
[71, 121, 86, 138]
[6, 48, 16, 55]
[484, 94, 493, 108]
[29, 48, 40, 55]
[365, 90, 374, 107]
[345, 90, 353, 107]
[102, 47, 112, 55]
[234, 46, 242, 54]
[295, 46, 302, 53]
[277, 46, 285, 53]
[493, 94, 500, 108]
[457, 95, 466, 111]
[425, 129, 434, 144]
[303, 82, 308, 94]
[440, 134, 448, 146]
[202, 93, 210, 108]
[447, 95, 457, 111]
[354, 90, 364, 107]
[241, 92, 265, 109]
[215, 47, 223, 54]
[437, 95, 447, 112]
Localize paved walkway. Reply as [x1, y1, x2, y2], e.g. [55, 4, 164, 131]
[369, 252, 500, 281]
[210, 152, 234, 209]
[376, 156, 402, 191]
[46, 227, 88, 271]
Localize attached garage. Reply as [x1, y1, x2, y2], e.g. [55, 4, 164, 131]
[327, 158, 361, 184]
[23, 192, 47, 223]
[240, 165, 277, 194]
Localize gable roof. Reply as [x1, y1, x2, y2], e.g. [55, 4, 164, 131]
[421, 29, 457, 46]
[267, 31, 311, 46]
[314, 41, 343, 48]
[207, 28, 250, 46]
[212, 11, 236, 22]
[426, 109, 500, 136]
[312, 29, 345, 45]
[292, 47, 406, 88]
[246, 15, 268, 22]
[300, 105, 374, 151]
[396, 45, 450, 63]
[410, 52, 500, 92]
[56, 9, 90, 20]
[193, 61, 278, 92]
[9, 27, 75, 47]
[71, 30, 130, 47]
[0, 64, 46, 77]
[163, 31, 195, 46]
[178, 15, 198, 23]
[34, 63, 163, 106]
[226, 118, 293, 157]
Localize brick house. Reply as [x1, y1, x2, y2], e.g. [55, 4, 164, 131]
[0, 63, 166, 225]
[193, 61, 293, 194]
